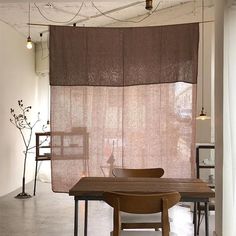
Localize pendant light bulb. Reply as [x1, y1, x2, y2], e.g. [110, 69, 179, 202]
[26, 36, 32, 49]
[196, 107, 211, 120]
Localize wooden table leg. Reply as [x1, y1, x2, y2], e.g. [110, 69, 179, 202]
[74, 198, 78, 236]
[204, 202, 209, 236]
[194, 202, 197, 236]
[84, 200, 88, 236]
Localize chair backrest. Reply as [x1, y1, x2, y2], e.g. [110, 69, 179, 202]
[103, 191, 180, 236]
[112, 168, 164, 178]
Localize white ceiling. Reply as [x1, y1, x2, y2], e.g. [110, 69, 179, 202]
[0, 0, 208, 42]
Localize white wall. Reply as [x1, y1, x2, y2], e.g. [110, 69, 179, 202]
[35, 42, 50, 124]
[0, 21, 38, 196]
[37, 74, 50, 123]
[196, 22, 214, 143]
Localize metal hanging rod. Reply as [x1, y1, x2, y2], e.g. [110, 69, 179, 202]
[28, 20, 214, 27]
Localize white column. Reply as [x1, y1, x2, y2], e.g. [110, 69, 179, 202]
[223, 5, 236, 236]
[215, 0, 224, 235]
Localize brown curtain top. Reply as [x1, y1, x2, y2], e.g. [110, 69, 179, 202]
[50, 23, 199, 86]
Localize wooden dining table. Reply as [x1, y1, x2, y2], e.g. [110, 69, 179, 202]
[69, 177, 215, 236]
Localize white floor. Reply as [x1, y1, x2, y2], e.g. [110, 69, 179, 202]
[0, 181, 215, 236]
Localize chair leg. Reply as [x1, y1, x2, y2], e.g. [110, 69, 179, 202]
[33, 160, 38, 196]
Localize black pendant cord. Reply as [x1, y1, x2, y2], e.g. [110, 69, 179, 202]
[28, 2, 31, 37]
[201, 0, 205, 111]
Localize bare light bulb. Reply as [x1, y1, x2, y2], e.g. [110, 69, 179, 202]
[196, 107, 211, 120]
[26, 36, 33, 49]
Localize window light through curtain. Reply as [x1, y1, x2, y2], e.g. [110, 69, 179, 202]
[49, 24, 199, 193]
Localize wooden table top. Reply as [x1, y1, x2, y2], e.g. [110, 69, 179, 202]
[69, 177, 215, 201]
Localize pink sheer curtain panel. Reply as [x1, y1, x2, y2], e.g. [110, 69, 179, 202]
[50, 24, 199, 193]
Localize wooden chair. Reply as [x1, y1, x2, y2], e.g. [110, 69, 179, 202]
[112, 168, 164, 178]
[112, 168, 165, 230]
[103, 191, 180, 236]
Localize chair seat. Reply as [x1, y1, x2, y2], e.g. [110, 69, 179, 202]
[111, 231, 177, 236]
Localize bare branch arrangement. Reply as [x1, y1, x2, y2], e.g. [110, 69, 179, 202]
[10, 100, 48, 199]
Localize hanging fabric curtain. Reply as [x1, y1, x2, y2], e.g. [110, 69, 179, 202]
[50, 24, 199, 193]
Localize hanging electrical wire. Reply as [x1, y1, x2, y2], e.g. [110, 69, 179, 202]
[91, 1, 161, 24]
[196, 0, 210, 120]
[34, 2, 84, 24]
[50, 3, 89, 19]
